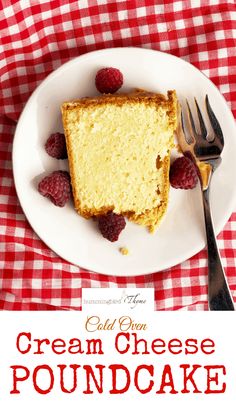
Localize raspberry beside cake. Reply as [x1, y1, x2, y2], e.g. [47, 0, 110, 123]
[61, 90, 178, 231]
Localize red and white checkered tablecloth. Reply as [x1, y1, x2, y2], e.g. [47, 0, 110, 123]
[1, 0, 236, 311]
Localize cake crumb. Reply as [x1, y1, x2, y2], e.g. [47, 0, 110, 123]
[175, 143, 183, 153]
[149, 226, 156, 234]
[119, 247, 129, 255]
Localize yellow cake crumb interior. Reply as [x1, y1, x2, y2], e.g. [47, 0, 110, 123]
[66, 101, 173, 216]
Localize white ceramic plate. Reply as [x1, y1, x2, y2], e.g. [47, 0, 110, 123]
[13, 47, 236, 276]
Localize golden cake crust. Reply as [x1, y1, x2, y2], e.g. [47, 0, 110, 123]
[62, 90, 177, 130]
[61, 90, 177, 231]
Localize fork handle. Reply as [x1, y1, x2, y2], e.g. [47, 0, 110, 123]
[202, 188, 235, 310]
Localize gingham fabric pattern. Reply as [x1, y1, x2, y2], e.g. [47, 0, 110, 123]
[1, 0, 236, 310]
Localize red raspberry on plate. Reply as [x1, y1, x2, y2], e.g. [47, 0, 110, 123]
[45, 132, 67, 159]
[169, 156, 198, 189]
[95, 67, 123, 94]
[98, 211, 126, 242]
[38, 170, 71, 207]
[55, 170, 71, 181]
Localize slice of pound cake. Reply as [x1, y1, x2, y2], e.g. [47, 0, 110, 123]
[61, 90, 178, 231]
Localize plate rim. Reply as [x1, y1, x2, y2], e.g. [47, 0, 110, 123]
[12, 47, 236, 276]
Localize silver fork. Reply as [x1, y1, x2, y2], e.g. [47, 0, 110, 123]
[177, 95, 235, 311]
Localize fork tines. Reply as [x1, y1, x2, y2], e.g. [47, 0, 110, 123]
[182, 95, 224, 161]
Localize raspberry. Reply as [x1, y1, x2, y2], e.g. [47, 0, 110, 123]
[45, 132, 67, 159]
[95, 67, 123, 94]
[38, 170, 71, 207]
[169, 156, 198, 189]
[98, 211, 126, 242]
[56, 170, 71, 181]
